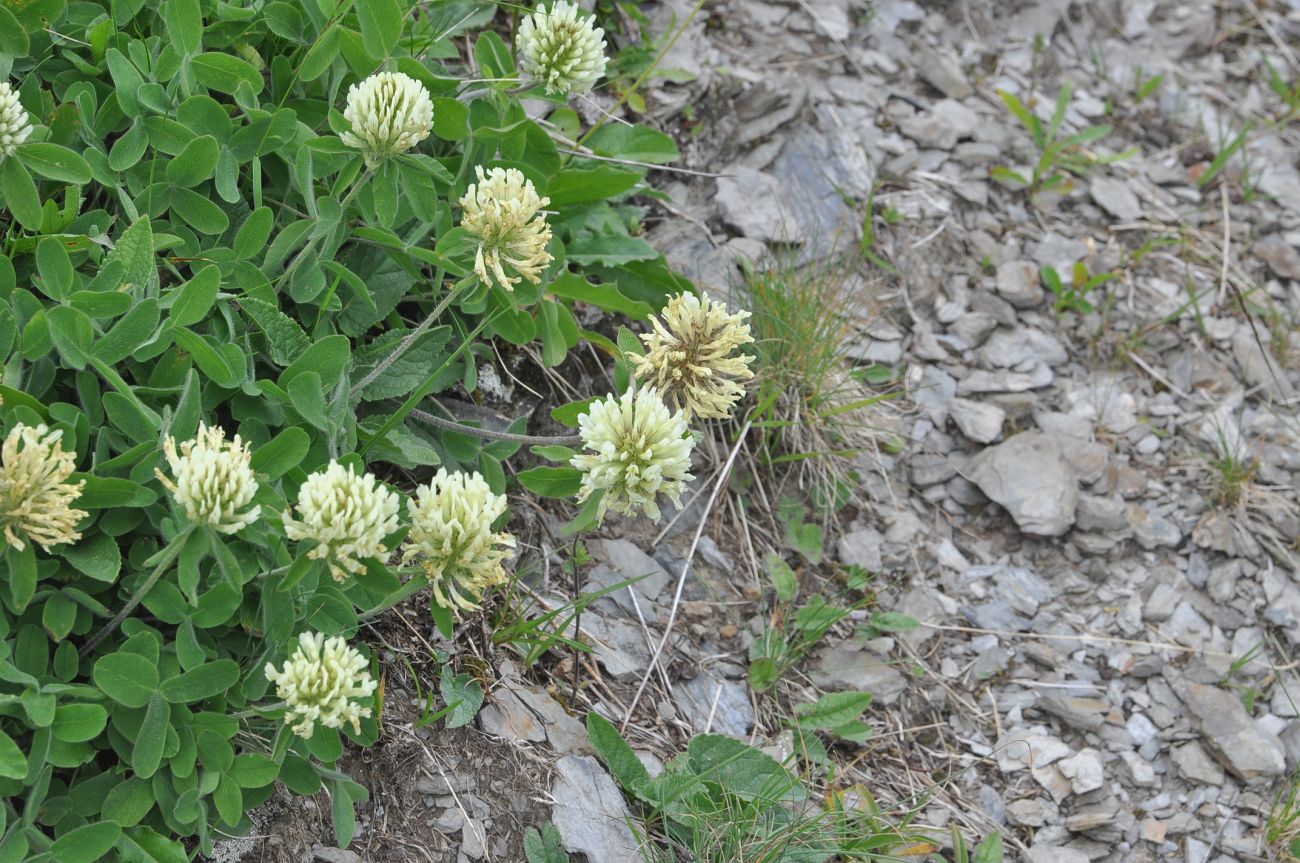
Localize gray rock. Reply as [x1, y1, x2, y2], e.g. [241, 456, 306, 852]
[837, 527, 884, 572]
[1119, 750, 1158, 787]
[1125, 505, 1182, 549]
[675, 670, 755, 737]
[995, 729, 1072, 773]
[1231, 325, 1294, 399]
[980, 327, 1069, 368]
[917, 44, 973, 99]
[967, 432, 1078, 536]
[478, 673, 590, 754]
[1171, 740, 1226, 785]
[809, 642, 907, 703]
[1076, 494, 1127, 531]
[1058, 748, 1105, 794]
[1143, 583, 1179, 622]
[735, 77, 809, 146]
[1089, 175, 1142, 221]
[898, 99, 979, 149]
[313, 849, 362, 863]
[911, 452, 955, 486]
[956, 365, 1054, 395]
[1183, 683, 1286, 782]
[964, 600, 1030, 632]
[1254, 233, 1300, 280]
[551, 755, 640, 863]
[989, 566, 1055, 615]
[995, 260, 1043, 308]
[951, 311, 998, 347]
[949, 397, 1005, 443]
[716, 166, 798, 242]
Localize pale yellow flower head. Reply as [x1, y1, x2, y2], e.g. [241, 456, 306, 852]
[629, 292, 755, 420]
[156, 423, 260, 534]
[264, 632, 378, 738]
[340, 71, 434, 168]
[571, 387, 694, 521]
[516, 0, 608, 96]
[402, 469, 516, 612]
[0, 82, 32, 159]
[282, 461, 401, 582]
[0, 423, 86, 552]
[459, 166, 554, 291]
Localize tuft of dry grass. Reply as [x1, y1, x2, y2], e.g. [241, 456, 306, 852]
[737, 252, 898, 509]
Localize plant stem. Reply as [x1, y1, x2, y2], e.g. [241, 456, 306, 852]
[80, 524, 197, 656]
[405, 406, 581, 445]
[353, 271, 462, 395]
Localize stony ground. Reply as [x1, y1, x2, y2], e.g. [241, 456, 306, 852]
[231, 1, 1300, 861]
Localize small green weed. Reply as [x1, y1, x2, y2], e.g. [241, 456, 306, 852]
[992, 82, 1137, 197]
[1207, 437, 1256, 509]
[1041, 262, 1118, 315]
[586, 712, 922, 862]
[1264, 56, 1300, 123]
[1267, 771, 1300, 860]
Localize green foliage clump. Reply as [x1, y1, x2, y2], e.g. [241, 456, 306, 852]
[0, 0, 694, 855]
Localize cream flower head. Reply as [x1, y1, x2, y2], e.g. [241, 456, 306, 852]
[402, 469, 515, 612]
[340, 71, 434, 168]
[517, 0, 608, 96]
[0, 82, 32, 159]
[459, 166, 554, 291]
[264, 632, 378, 738]
[571, 387, 694, 521]
[156, 422, 260, 534]
[0, 423, 86, 552]
[282, 461, 400, 582]
[630, 292, 755, 420]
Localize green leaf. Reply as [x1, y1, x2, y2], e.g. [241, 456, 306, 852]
[439, 667, 484, 728]
[432, 98, 469, 141]
[547, 273, 652, 319]
[279, 334, 350, 391]
[160, 659, 240, 703]
[867, 611, 919, 631]
[43, 591, 77, 640]
[36, 237, 74, 300]
[586, 710, 649, 792]
[523, 825, 569, 863]
[52, 703, 108, 743]
[250, 426, 311, 479]
[0, 729, 27, 779]
[61, 533, 123, 583]
[586, 124, 679, 164]
[50, 822, 122, 863]
[77, 476, 157, 508]
[118, 826, 188, 863]
[17, 143, 92, 184]
[517, 466, 583, 498]
[131, 691, 170, 779]
[162, 0, 202, 55]
[166, 135, 220, 187]
[192, 52, 263, 94]
[47, 305, 94, 369]
[356, 0, 402, 58]
[240, 296, 310, 365]
[287, 372, 330, 430]
[0, 5, 30, 57]
[551, 397, 599, 428]
[93, 297, 160, 364]
[474, 30, 515, 79]
[547, 165, 641, 207]
[93, 651, 160, 708]
[331, 779, 358, 847]
[1, 156, 41, 229]
[212, 774, 242, 826]
[173, 327, 238, 387]
[170, 267, 221, 327]
[566, 234, 658, 267]
[765, 553, 797, 603]
[792, 691, 873, 730]
[103, 776, 156, 827]
[229, 753, 279, 788]
[234, 206, 274, 260]
[972, 834, 1003, 863]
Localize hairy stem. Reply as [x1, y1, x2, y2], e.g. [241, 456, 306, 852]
[406, 406, 581, 445]
[80, 524, 197, 656]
